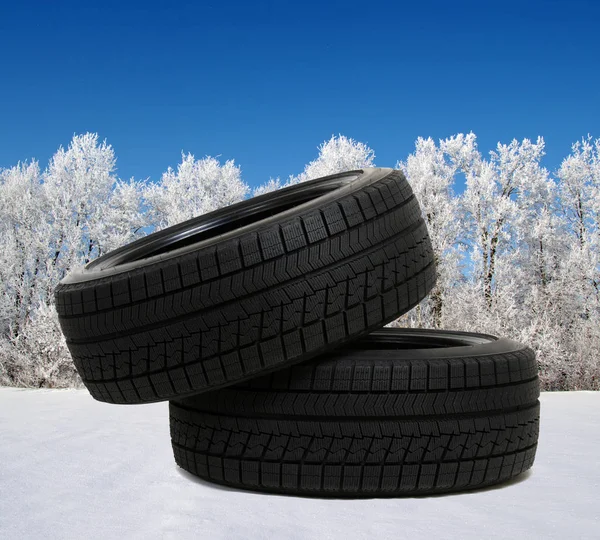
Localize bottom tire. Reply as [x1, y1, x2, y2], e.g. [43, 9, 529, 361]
[170, 328, 540, 496]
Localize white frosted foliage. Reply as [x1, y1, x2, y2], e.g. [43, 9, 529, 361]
[0, 132, 598, 390]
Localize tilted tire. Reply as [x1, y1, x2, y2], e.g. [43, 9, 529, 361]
[170, 329, 540, 496]
[55, 168, 436, 404]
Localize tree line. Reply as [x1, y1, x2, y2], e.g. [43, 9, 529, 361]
[0, 133, 598, 390]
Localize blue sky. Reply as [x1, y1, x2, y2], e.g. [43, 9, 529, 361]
[1, 0, 598, 189]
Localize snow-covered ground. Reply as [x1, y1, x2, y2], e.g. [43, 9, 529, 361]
[0, 389, 598, 540]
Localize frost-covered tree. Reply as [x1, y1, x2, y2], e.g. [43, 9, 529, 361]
[0, 161, 46, 337]
[145, 154, 248, 230]
[254, 135, 375, 195]
[294, 135, 375, 182]
[459, 145, 564, 388]
[0, 133, 145, 387]
[549, 136, 600, 389]
[43, 133, 146, 283]
[557, 137, 600, 246]
[0, 305, 78, 388]
[253, 178, 282, 197]
[399, 134, 476, 327]
[95, 179, 147, 254]
[461, 137, 548, 307]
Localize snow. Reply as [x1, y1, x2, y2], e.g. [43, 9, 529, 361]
[1, 389, 598, 540]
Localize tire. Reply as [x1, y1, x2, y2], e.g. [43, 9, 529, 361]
[170, 329, 540, 496]
[55, 169, 436, 404]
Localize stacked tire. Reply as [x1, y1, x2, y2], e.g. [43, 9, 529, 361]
[56, 168, 540, 497]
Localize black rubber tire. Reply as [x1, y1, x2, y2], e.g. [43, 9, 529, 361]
[55, 169, 436, 404]
[170, 329, 540, 497]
